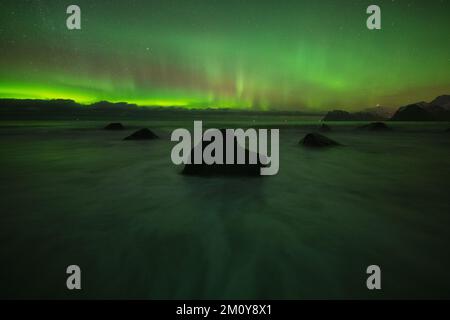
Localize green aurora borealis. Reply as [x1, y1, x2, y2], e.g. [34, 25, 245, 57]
[0, 0, 449, 111]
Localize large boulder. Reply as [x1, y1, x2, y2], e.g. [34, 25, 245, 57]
[299, 133, 340, 148]
[182, 129, 266, 176]
[104, 123, 124, 130]
[124, 128, 159, 140]
[357, 122, 391, 131]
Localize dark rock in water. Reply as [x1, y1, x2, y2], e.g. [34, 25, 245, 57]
[182, 129, 266, 177]
[124, 128, 158, 140]
[104, 123, 124, 130]
[300, 133, 340, 148]
[357, 122, 391, 131]
[319, 124, 331, 132]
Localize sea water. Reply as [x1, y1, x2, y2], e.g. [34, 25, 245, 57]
[0, 118, 449, 299]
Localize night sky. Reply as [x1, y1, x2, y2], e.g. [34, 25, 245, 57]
[0, 0, 449, 111]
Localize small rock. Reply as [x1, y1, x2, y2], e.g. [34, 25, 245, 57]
[300, 133, 340, 148]
[124, 128, 159, 140]
[357, 122, 391, 131]
[104, 123, 124, 130]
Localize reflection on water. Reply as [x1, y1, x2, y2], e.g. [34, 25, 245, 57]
[0, 120, 449, 299]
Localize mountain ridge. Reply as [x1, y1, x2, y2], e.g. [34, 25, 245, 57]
[323, 94, 450, 121]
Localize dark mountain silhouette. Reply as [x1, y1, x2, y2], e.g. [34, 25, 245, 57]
[426, 105, 450, 120]
[1, 95, 449, 120]
[362, 106, 395, 118]
[0, 98, 79, 110]
[391, 104, 434, 121]
[323, 110, 386, 121]
[390, 95, 450, 121]
[0, 98, 319, 120]
[321, 94, 450, 122]
[430, 95, 450, 110]
[391, 103, 450, 121]
[0, 99, 145, 120]
[91, 101, 139, 110]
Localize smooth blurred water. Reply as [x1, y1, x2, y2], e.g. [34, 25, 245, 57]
[0, 119, 449, 299]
